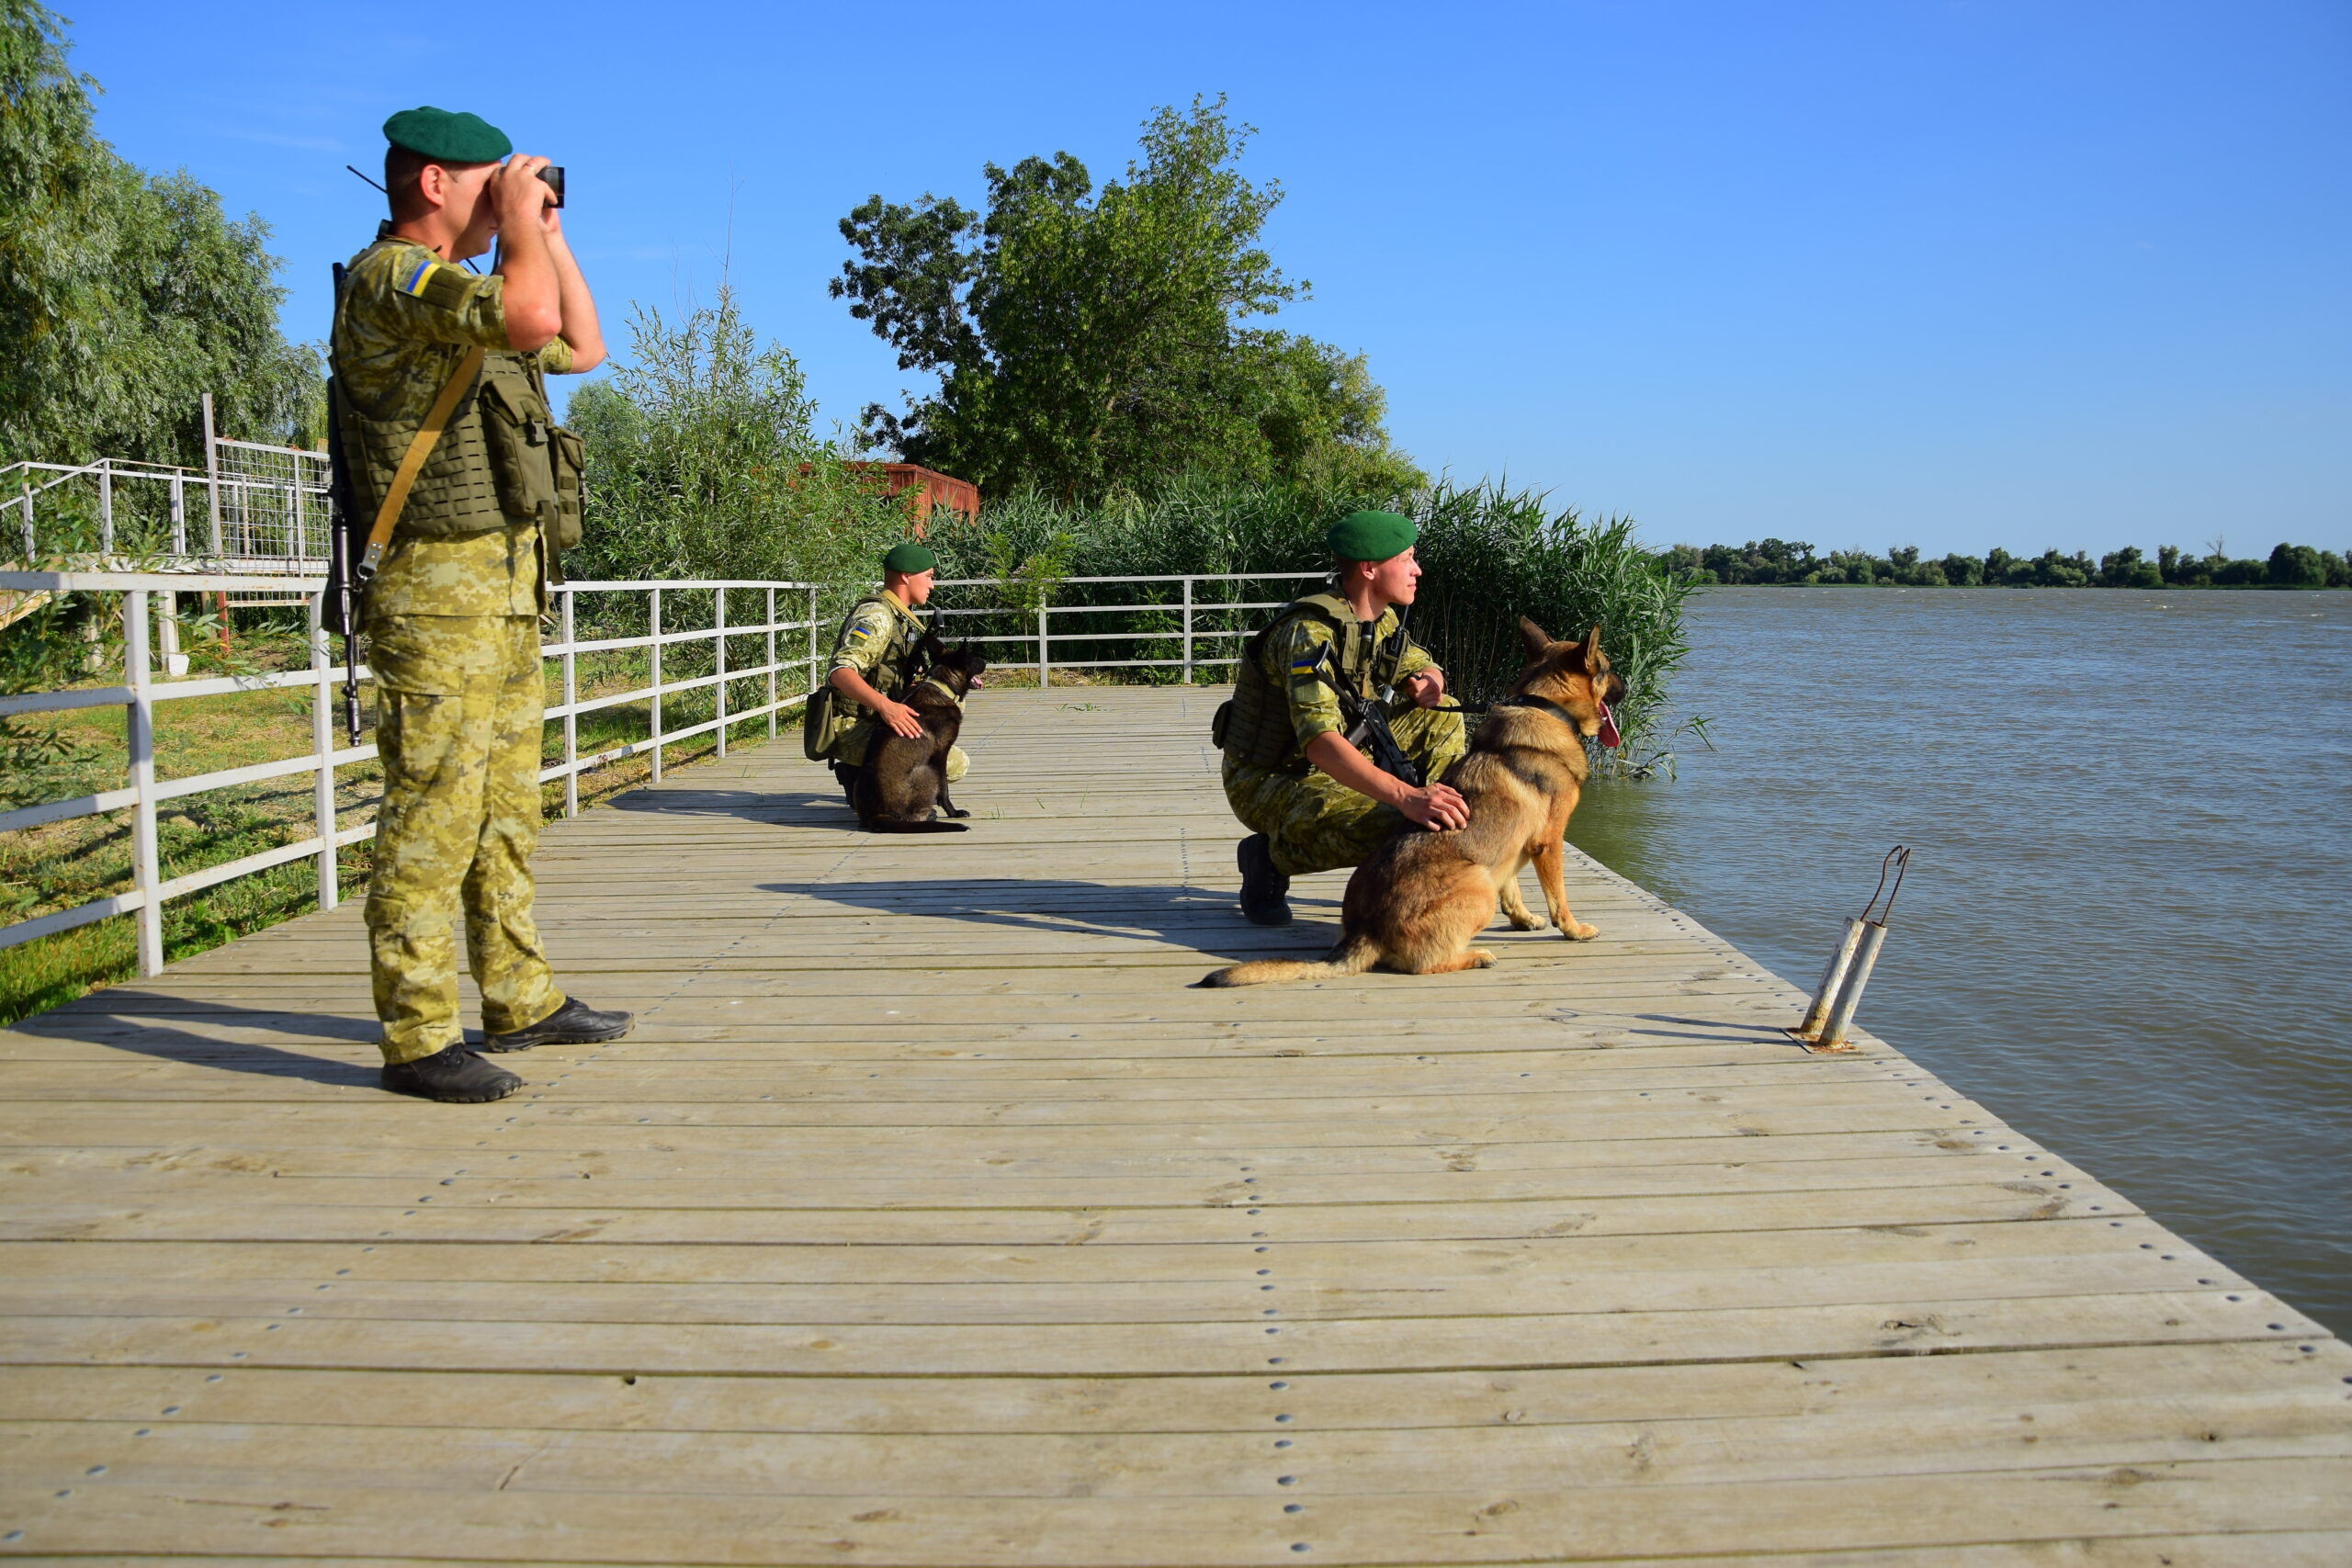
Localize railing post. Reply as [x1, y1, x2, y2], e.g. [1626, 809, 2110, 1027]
[97, 459, 113, 558]
[765, 586, 778, 740]
[201, 392, 223, 556]
[1037, 595, 1049, 688]
[17, 485, 31, 561]
[123, 590, 164, 976]
[807, 585, 819, 693]
[713, 586, 729, 759]
[562, 588, 579, 818]
[169, 474, 187, 555]
[308, 585, 339, 912]
[290, 454, 307, 560]
[649, 586, 663, 783]
[1182, 576, 1194, 684]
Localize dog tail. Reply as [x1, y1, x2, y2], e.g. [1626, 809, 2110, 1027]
[863, 819, 970, 834]
[1198, 934, 1379, 988]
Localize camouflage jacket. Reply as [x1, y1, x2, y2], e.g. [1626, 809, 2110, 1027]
[334, 224, 572, 620]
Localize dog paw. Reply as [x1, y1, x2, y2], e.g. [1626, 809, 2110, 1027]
[1503, 908, 1542, 931]
[1560, 921, 1600, 942]
[944, 807, 972, 818]
[1468, 949, 1498, 968]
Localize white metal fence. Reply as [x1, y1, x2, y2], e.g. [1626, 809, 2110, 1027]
[5, 395, 332, 571]
[0, 568, 1320, 978]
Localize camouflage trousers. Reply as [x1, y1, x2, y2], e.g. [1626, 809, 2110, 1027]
[1222, 706, 1470, 877]
[834, 716, 970, 782]
[364, 615, 561, 1064]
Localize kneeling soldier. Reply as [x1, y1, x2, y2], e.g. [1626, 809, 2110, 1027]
[807, 541, 972, 799]
[1216, 511, 1471, 924]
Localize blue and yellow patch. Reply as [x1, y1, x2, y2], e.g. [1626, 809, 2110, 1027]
[394, 257, 442, 298]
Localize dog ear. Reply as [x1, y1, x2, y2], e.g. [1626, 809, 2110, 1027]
[913, 632, 945, 665]
[1578, 625, 1604, 668]
[1517, 616, 1553, 659]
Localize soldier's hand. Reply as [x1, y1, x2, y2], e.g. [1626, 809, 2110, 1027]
[1398, 781, 1471, 831]
[492, 155, 557, 231]
[879, 699, 925, 739]
[1402, 669, 1446, 707]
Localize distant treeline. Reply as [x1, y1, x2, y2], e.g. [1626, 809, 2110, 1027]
[1663, 539, 2351, 590]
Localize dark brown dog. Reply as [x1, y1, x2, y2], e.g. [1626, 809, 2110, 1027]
[853, 639, 987, 834]
[1202, 620, 1627, 986]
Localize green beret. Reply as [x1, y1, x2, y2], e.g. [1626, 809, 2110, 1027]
[1329, 510, 1418, 563]
[882, 540, 938, 574]
[382, 107, 512, 165]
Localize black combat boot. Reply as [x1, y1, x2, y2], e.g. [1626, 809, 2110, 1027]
[481, 997, 635, 1054]
[381, 1044, 522, 1103]
[1237, 833, 1292, 926]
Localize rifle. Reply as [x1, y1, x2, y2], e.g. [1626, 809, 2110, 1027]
[322, 262, 367, 745]
[1334, 608, 1424, 787]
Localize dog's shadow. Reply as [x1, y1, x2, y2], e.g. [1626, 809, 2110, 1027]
[758, 876, 1334, 964]
[612, 787, 862, 831]
[6, 989, 384, 1087]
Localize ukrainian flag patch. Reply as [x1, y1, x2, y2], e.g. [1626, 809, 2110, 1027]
[1289, 656, 1320, 672]
[394, 257, 442, 298]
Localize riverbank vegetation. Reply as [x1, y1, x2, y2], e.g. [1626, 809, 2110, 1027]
[1666, 537, 2351, 589]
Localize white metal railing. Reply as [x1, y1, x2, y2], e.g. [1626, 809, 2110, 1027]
[0, 572, 829, 976]
[5, 394, 332, 571]
[0, 568, 1322, 976]
[931, 571, 1325, 683]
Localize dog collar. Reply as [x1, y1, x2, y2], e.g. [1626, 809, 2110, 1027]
[910, 675, 965, 708]
[1496, 694, 1582, 731]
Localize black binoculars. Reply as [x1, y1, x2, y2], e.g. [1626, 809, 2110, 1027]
[537, 165, 565, 209]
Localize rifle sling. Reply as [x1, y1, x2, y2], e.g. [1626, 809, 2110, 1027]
[357, 344, 486, 572]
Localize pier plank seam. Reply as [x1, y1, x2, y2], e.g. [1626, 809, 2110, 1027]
[0, 685, 2345, 1566]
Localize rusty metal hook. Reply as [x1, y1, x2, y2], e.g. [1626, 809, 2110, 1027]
[1860, 844, 1911, 928]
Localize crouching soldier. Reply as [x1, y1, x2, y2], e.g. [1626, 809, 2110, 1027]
[805, 540, 972, 801]
[1216, 511, 1470, 924]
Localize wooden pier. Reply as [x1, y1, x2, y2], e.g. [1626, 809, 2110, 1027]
[3, 685, 2347, 1564]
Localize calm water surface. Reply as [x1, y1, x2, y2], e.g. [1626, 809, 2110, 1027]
[1567, 586, 2352, 1333]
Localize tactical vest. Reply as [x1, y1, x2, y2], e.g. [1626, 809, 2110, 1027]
[332, 237, 585, 558]
[802, 592, 924, 761]
[1214, 592, 1409, 772]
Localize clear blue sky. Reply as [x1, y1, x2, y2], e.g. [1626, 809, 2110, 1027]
[71, 0, 2349, 558]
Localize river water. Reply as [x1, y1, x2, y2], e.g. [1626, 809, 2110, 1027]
[1566, 585, 2352, 1334]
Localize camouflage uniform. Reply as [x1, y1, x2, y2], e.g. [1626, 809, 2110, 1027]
[822, 591, 969, 783]
[1221, 599, 1466, 877]
[334, 228, 571, 1065]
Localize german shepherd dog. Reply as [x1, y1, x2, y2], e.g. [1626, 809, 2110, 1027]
[854, 638, 987, 833]
[1202, 620, 1625, 986]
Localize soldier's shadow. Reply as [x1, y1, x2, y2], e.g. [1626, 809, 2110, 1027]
[7, 989, 383, 1088]
[756, 876, 1340, 964]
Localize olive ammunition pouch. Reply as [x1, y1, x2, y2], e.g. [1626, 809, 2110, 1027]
[1215, 592, 1409, 773]
[802, 593, 921, 761]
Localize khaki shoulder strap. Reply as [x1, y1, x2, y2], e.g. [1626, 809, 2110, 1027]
[357, 344, 485, 572]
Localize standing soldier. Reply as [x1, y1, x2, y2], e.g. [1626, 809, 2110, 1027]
[806, 541, 973, 803]
[334, 107, 630, 1103]
[1216, 511, 1472, 924]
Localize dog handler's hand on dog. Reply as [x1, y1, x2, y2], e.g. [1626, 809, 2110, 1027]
[1305, 732, 1471, 830]
[828, 667, 926, 739]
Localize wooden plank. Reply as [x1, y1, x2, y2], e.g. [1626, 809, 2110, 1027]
[0, 685, 2342, 1565]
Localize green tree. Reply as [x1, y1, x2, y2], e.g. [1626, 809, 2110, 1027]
[0, 0, 315, 468]
[2267, 542, 2327, 589]
[568, 286, 903, 589]
[831, 96, 1419, 501]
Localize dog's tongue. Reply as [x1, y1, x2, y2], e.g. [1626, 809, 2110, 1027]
[1597, 702, 1622, 750]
